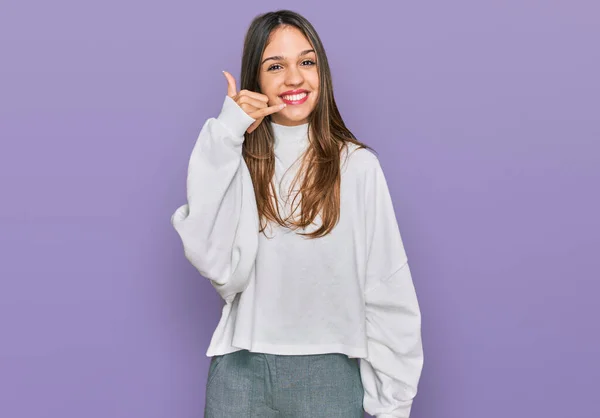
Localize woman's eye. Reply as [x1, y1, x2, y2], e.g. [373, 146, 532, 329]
[267, 60, 316, 71]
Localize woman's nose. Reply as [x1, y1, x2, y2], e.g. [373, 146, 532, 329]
[284, 66, 304, 85]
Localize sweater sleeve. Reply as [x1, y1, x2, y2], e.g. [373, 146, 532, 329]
[170, 95, 259, 304]
[360, 155, 424, 418]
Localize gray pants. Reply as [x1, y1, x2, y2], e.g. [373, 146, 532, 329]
[204, 349, 365, 417]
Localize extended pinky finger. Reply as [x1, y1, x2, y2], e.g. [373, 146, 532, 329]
[251, 103, 286, 119]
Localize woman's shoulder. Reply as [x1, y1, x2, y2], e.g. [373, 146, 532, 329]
[341, 141, 381, 176]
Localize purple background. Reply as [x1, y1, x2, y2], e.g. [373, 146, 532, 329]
[1, 1, 598, 417]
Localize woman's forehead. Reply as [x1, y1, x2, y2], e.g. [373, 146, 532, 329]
[263, 26, 313, 57]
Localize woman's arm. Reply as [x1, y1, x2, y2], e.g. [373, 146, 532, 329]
[360, 153, 424, 418]
[171, 95, 258, 304]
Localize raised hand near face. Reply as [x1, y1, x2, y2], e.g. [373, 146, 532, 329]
[223, 70, 286, 134]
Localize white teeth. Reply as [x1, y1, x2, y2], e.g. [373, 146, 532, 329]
[282, 92, 307, 101]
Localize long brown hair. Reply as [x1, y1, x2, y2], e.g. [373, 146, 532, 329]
[240, 10, 373, 239]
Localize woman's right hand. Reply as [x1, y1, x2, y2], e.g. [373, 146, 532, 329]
[223, 70, 286, 134]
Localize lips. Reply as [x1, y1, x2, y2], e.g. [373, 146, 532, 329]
[280, 89, 308, 96]
[280, 90, 309, 105]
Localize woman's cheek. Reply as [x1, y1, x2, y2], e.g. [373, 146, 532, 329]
[311, 92, 319, 109]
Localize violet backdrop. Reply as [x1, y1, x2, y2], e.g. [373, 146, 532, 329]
[1, 1, 598, 417]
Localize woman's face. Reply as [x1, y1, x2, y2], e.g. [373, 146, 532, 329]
[258, 26, 319, 126]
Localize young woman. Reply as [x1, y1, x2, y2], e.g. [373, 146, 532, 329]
[171, 9, 423, 418]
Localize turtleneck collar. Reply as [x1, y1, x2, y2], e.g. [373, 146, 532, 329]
[270, 120, 310, 154]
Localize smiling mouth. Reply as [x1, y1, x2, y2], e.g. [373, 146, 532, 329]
[280, 92, 309, 105]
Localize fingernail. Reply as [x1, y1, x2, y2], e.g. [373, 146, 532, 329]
[280, 103, 286, 108]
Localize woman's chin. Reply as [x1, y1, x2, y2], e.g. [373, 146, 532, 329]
[273, 107, 315, 125]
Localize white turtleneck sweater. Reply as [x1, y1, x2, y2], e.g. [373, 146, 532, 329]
[171, 95, 423, 418]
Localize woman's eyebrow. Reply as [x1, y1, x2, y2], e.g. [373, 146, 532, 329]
[261, 49, 315, 65]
